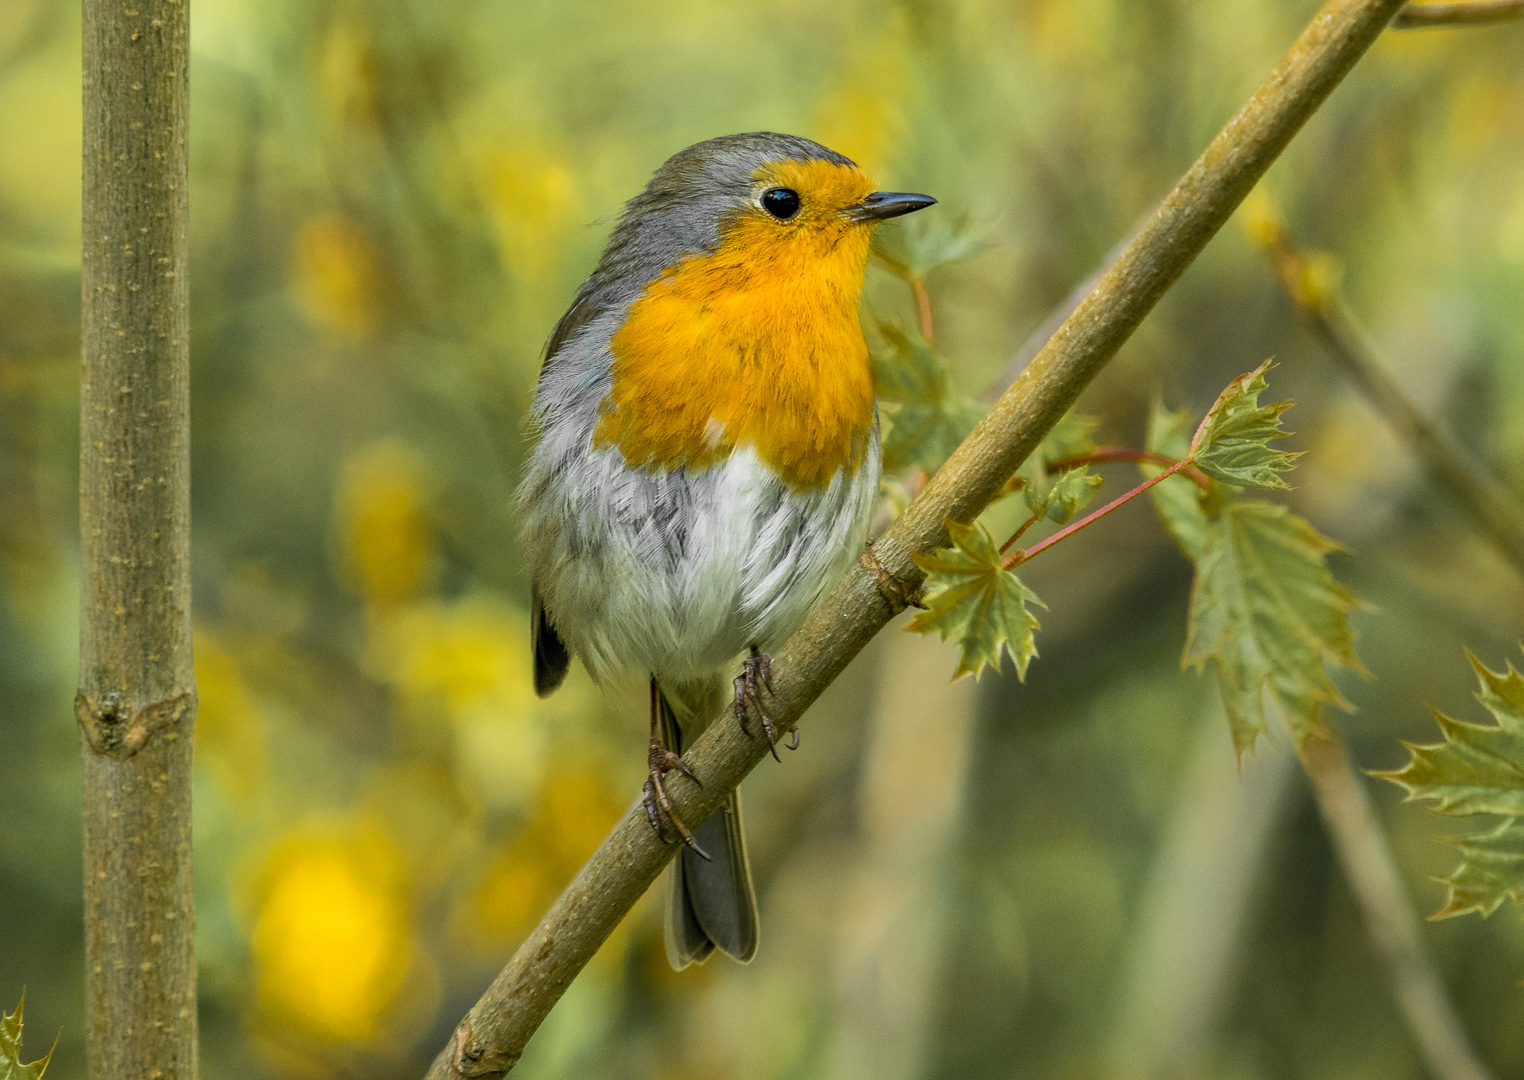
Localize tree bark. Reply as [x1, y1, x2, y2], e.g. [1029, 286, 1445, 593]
[80, 0, 198, 1077]
[424, 0, 1409, 1075]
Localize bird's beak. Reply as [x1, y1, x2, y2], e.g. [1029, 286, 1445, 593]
[847, 191, 938, 222]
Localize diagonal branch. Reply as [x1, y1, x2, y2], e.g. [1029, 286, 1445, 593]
[1300, 729, 1496, 1080]
[1393, 1, 1524, 26]
[425, 0, 1409, 1074]
[1255, 220, 1524, 579]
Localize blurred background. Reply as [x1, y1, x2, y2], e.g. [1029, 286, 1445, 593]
[4, 0, 1524, 1077]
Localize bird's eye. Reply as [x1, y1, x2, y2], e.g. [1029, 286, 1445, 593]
[760, 187, 801, 220]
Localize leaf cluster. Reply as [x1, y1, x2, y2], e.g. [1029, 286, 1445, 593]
[1375, 651, 1524, 919]
[907, 359, 1364, 756]
[1149, 362, 1363, 754]
[871, 324, 987, 474]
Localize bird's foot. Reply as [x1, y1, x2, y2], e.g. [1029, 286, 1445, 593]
[643, 741, 709, 859]
[734, 647, 795, 759]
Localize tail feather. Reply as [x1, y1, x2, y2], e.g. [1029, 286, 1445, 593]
[657, 686, 760, 970]
[532, 586, 570, 697]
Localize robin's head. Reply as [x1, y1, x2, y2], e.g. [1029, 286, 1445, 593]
[594, 132, 935, 301]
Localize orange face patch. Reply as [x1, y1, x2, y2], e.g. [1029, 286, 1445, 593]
[593, 159, 879, 491]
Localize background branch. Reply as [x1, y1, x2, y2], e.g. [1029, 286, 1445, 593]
[1256, 221, 1524, 578]
[80, 0, 198, 1076]
[1300, 728, 1495, 1080]
[1393, 1, 1524, 26]
[426, 0, 1409, 1074]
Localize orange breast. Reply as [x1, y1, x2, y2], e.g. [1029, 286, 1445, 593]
[592, 164, 878, 492]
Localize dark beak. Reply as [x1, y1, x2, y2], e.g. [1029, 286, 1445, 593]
[848, 191, 938, 222]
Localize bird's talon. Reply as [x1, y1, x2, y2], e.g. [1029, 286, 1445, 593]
[735, 649, 781, 760]
[787, 728, 800, 751]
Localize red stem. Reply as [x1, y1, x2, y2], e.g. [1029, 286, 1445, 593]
[1005, 459, 1190, 569]
[911, 277, 934, 342]
[999, 514, 1041, 554]
[1047, 446, 1213, 489]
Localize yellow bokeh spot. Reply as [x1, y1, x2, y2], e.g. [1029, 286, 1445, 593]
[483, 141, 582, 283]
[470, 769, 623, 939]
[1240, 186, 1285, 251]
[317, 19, 380, 132]
[336, 441, 436, 604]
[811, 17, 909, 180]
[193, 628, 267, 807]
[293, 216, 380, 338]
[249, 827, 413, 1043]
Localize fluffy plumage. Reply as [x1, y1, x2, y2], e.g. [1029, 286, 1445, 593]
[519, 132, 922, 969]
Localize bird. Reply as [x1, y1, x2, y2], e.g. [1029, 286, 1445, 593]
[519, 132, 935, 969]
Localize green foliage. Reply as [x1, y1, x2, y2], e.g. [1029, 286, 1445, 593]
[909, 520, 1045, 681]
[1188, 360, 1299, 490]
[1376, 651, 1524, 918]
[871, 212, 992, 282]
[1027, 466, 1104, 525]
[1, 995, 53, 1080]
[1182, 500, 1362, 753]
[1146, 371, 1362, 754]
[1015, 412, 1103, 525]
[871, 323, 986, 473]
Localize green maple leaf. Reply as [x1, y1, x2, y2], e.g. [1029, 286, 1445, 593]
[1374, 650, 1524, 918]
[1184, 501, 1364, 753]
[1, 994, 54, 1080]
[1188, 360, 1300, 489]
[909, 520, 1046, 680]
[871, 323, 985, 473]
[871, 212, 991, 281]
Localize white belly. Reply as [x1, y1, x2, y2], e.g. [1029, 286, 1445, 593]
[522, 435, 879, 688]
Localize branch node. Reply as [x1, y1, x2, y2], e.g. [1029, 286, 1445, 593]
[861, 540, 925, 614]
[446, 1018, 518, 1079]
[76, 689, 194, 759]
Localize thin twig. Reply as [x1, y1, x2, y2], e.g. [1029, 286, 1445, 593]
[999, 513, 1042, 555]
[1300, 728, 1496, 1080]
[1393, 0, 1524, 26]
[425, 1, 1409, 1074]
[1008, 459, 1189, 568]
[1047, 446, 1214, 489]
[1257, 223, 1524, 579]
[910, 277, 935, 342]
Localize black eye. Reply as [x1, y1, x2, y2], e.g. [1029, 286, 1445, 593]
[761, 187, 801, 220]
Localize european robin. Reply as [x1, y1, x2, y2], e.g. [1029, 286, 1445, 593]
[519, 132, 935, 969]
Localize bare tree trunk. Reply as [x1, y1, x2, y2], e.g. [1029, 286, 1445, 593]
[79, 0, 197, 1077]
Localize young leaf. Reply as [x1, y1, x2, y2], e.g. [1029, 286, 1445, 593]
[909, 520, 1046, 680]
[1025, 466, 1103, 525]
[1374, 650, 1524, 918]
[1189, 360, 1299, 489]
[1183, 500, 1364, 754]
[1, 994, 53, 1080]
[871, 323, 985, 473]
[871, 212, 992, 282]
[1014, 411, 1102, 516]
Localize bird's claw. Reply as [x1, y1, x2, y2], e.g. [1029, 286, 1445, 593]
[643, 746, 709, 860]
[735, 648, 794, 760]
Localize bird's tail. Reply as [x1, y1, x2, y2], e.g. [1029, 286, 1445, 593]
[655, 683, 759, 970]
